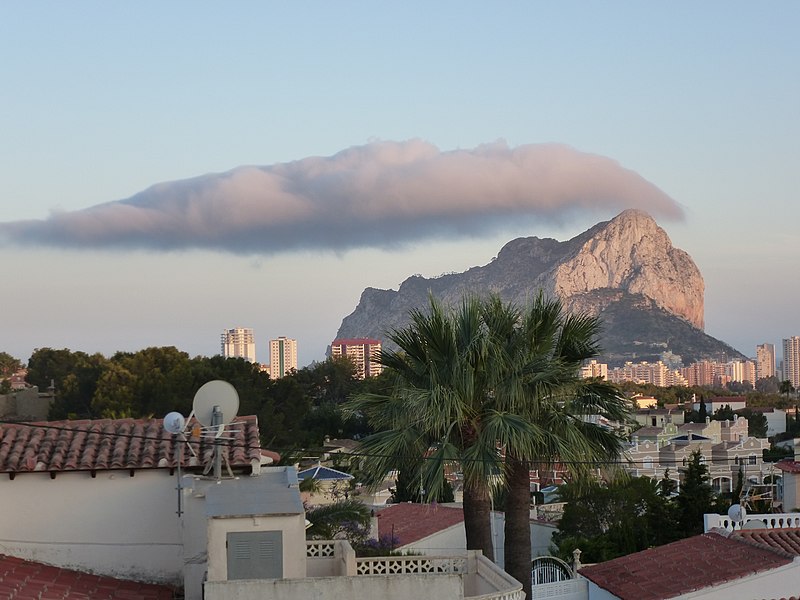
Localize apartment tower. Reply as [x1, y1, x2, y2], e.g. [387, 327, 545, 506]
[783, 336, 800, 389]
[221, 327, 257, 363]
[269, 337, 298, 378]
[330, 338, 382, 379]
[756, 343, 776, 381]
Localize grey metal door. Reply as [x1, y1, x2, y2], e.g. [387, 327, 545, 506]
[227, 530, 283, 580]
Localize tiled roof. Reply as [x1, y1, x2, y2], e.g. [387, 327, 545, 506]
[376, 503, 464, 547]
[734, 528, 800, 555]
[0, 554, 175, 599]
[579, 530, 792, 600]
[0, 416, 261, 474]
[775, 460, 800, 474]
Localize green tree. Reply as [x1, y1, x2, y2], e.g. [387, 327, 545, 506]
[348, 293, 629, 599]
[305, 499, 371, 542]
[0, 352, 22, 379]
[482, 294, 629, 599]
[348, 296, 500, 560]
[676, 450, 717, 536]
[554, 475, 678, 563]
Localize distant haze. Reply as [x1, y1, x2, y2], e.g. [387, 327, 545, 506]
[0, 140, 683, 254]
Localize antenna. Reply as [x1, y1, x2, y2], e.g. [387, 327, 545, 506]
[192, 380, 240, 480]
[163, 411, 188, 516]
[164, 411, 186, 434]
[727, 503, 746, 528]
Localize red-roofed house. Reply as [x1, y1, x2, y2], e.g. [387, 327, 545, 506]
[376, 503, 466, 552]
[0, 416, 263, 587]
[373, 502, 556, 568]
[580, 529, 800, 599]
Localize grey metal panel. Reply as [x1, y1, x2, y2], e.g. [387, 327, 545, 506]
[227, 531, 283, 580]
[205, 468, 304, 517]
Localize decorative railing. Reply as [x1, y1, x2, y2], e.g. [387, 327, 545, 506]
[306, 540, 336, 558]
[704, 512, 800, 532]
[355, 555, 467, 576]
[529, 578, 588, 600]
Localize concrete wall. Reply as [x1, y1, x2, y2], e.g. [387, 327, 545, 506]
[206, 513, 307, 582]
[0, 469, 183, 584]
[204, 573, 463, 600]
[0, 387, 52, 420]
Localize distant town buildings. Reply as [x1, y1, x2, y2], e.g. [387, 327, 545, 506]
[579, 360, 607, 380]
[605, 361, 688, 387]
[269, 337, 298, 378]
[220, 327, 257, 363]
[585, 357, 766, 389]
[783, 336, 800, 388]
[756, 343, 777, 380]
[331, 338, 383, 379]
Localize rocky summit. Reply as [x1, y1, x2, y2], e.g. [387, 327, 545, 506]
[335, 209, 744, 366]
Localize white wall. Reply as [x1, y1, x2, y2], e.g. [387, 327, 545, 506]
[204, 573, 463, 600]
[0, 469, 183, 584]
[205, 514, 307, 582]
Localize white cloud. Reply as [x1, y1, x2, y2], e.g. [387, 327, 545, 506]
[0, 140, 683, 253]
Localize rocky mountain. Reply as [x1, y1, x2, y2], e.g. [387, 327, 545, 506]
[335, 209, 745, 366]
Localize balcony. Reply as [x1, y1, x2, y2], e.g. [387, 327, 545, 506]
[204, 540, 523, 600]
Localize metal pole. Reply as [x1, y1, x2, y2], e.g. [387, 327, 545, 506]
[212, 405, 222, 480]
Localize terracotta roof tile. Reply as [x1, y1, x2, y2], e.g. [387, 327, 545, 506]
[0, 554, 175, 599]
[734, 528, 800, 556]
[376, 503, 465, 547]
[775, 460, 800, 474]
[0, 416, 261, 474]
[580, 531, 793, 600]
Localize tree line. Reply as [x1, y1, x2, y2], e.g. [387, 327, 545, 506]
[10, 346, 389, 448]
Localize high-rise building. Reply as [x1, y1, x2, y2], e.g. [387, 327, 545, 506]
[579, 360, 608, 380]
[756, 343, 776, 381]
[331, 338, 382, 379]
[269, 337, 298, 378]
[783, 336, 800, 389]
[221, 327, 257, 363]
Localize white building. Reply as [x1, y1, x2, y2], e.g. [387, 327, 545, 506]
[331, 338, 383, 379]
[756, 343, 777, 380]
[269, 336, 298, 378]
[221, 327, 257, 363]
[783, 336, 800, 389]
[579, 360, 607, 380]
[0, 415, 521, 600]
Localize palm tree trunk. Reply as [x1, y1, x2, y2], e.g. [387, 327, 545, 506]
[505, 457, 532, 600]
[463, 477, 494, 561]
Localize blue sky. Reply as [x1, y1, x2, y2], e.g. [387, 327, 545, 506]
[1, 2, 798, 367]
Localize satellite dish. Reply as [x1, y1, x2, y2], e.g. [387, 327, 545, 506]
[192, 380, 240, 426]
[728, 503, 746, 523]
[163, 411, 186, 434]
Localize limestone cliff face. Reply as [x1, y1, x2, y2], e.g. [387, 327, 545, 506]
[545, 209, 704, 329]
[335, 210, 719, 363]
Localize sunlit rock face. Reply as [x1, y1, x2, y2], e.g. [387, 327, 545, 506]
[336, 210, 727, 365]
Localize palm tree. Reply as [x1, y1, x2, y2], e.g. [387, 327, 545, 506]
[483, 294, 629, 599]
[347, 293, 629, 597]
[348, 295, 500, 559]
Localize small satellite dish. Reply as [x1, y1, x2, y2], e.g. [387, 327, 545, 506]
[193, 380, 240, 426]
[728, 503, 746, 523]
[163, 411, 186, 434]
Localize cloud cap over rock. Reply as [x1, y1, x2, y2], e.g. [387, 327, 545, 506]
[0, 140, 684, 254]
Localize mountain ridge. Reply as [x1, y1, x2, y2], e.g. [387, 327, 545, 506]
[335, 210, 744, 366]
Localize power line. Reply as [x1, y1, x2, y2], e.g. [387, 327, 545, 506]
[0, 419, 784, 469]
